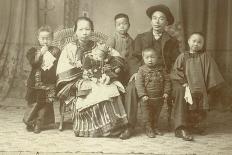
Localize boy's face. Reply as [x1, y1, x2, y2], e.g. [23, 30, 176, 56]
[75, 20, 92, 43]
[188, 34, 204, 52]
[38, 31, 52, 46]
[115, 17, 130, 35]
[151, 11, 168, 32]
[143, 51, 160, 67]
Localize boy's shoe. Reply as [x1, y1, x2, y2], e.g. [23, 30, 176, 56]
[153, 128, 164, 136]
[120, 128, 132, 140]
[26, 125, 34, 132]
[34, 121, 42, 134]
[175, 128, 193, 141]
[33, 125, 41, 134]
[146, 126, 156, 138]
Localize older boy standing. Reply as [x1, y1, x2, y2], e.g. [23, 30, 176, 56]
[121, 4, 193, 141]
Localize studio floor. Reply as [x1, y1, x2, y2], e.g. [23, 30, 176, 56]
[0, 98, 232, 155]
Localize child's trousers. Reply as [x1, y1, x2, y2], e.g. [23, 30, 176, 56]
[140, 98, 163, 129]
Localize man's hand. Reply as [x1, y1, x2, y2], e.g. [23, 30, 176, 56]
[163, 93, 169, 99]
[141, 96, 149, 102]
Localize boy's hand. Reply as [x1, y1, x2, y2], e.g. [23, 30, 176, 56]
[182, 83, 188, 87]
[41, 45, 48, 55]
[141, 96, 149, 102]
[163, 93, 169, 99]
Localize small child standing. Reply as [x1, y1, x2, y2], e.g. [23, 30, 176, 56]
[23, 25, 60, 134]
[106, 13, 134, 84]
[135, 48, 171, 138]
[171, 32, 224, 134]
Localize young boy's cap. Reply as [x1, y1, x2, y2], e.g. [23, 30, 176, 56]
[146, 4, 174, 25]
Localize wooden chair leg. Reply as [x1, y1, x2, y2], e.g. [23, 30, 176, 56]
[59, 101, 65, 131]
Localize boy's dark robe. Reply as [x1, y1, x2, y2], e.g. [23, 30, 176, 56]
[23, 46, 60, 127]
[171, 52, 224, 110]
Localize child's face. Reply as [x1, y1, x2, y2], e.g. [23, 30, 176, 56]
[115, 17, 130, 35]
[151, 11, 168, 32]
[93, 42, 108, 60]
[188, 34, 204, 52]
[143, 51, 159, 67]
[75, 20, 92, 43]
[38, 31, 52, 46]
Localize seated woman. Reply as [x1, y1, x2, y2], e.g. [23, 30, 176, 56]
[56, 17, 128, 137]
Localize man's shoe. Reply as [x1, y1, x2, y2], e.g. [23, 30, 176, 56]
[146, 127, 156, 138]
[153, 129, 164, 136]
[119, 128, 132, 140]
[175, 129, 193, 141]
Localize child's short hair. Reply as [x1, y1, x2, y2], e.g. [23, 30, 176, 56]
[142, 48, 160, 57]
[74, 16, 94, 32]
[114, 13, 130, 23]
[37, 25, 53, 37]
[189, 32, 205, 40]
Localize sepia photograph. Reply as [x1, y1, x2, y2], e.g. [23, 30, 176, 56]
[0, 0, 232, 154]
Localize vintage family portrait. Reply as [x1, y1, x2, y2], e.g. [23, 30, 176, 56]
[0, 0, 232, 154]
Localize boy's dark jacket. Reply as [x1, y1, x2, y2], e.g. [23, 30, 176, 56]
[25, 46, 60, 102]
[131, 29, 180, 74]
[135, 64, 171, 98]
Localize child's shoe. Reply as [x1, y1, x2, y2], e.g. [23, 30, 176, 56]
[145, 126, 156, 138]
[153, 128, 164, 136]
[34, 121, 42, 134]
[26, 125, 34, 132]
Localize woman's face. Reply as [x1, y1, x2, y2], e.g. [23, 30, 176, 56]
[75, 20, 92, 43]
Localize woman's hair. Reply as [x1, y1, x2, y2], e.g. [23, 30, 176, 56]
[73, 16, 94, 32]
[37, 25, 53, 37]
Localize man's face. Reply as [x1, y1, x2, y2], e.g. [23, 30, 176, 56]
[151, 11, 168, 32]
[188, 34, 204, 52]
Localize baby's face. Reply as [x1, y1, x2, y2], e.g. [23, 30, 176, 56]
[115, 17, 130, 35]
[75, 20, 92, 43]
[143, 51, 160, 67]
[38, 31, 52, 46]
[188, 34, 204, 52]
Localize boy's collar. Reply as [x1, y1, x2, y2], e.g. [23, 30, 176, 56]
[115, 32, 128, 38]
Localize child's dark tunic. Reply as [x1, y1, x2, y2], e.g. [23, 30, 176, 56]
[23, 46, 60, 127]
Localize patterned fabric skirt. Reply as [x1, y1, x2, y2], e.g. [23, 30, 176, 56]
[73, 96, 128, 137]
